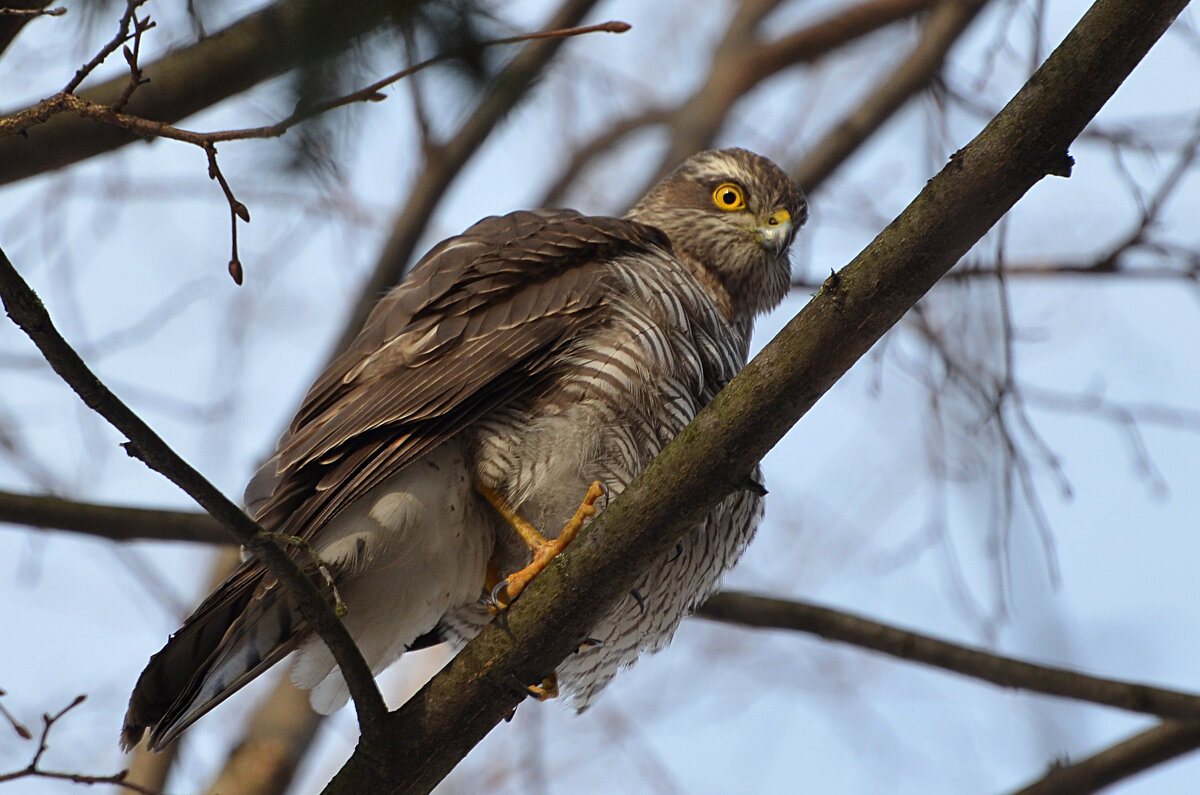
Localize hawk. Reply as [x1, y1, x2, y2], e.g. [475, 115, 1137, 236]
[121, 147, 807, 751]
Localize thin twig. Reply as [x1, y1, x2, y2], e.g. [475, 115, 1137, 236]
[0, 694, 163, 794]
[62, 0, 149, 94]
[112, 12, 154, 113]
[203, 142, 250, 283]
[0, 688, 33, 740]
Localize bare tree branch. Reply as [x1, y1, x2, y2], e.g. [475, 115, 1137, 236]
[0, 488, 226, 543]
[698, 592, 1200, 722]
[1009, 721, 1200, 795]
[319, 0, 1189, 790]
[0, 0, 427, 185]
[1, 21, 632, 145]
[0, 246, 388, 744]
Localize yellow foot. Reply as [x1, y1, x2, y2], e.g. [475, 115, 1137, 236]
[526, 673, 559, 701]
[505, 672, 559, 721]
[480, 480, 604, 610]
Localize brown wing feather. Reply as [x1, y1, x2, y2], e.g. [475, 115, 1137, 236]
[259, 210, 668, 537]
[123, 210, 670, 750]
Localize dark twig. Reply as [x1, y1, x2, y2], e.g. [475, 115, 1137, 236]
[0, 694, 162, 794]
[62, 0, 149, 94]
[112, 12, 154, 113]
[0, 246, 388, 743]
[203, 142, 250, 283]
[0, 688, 33, 740]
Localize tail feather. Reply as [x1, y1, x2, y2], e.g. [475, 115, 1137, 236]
[120, 563, 304, 752]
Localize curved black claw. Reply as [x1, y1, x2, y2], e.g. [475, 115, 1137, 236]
[666, 541, 684, 564]
[488, 578, 511, 611]
[575, 637, 604, 653]
[742, 475, 768, 497]
[629, 587, 646, 616]
[509, 674, 557, 701]
[509, 675, 537, 700]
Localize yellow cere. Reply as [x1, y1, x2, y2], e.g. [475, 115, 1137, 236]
[766, 208, 791, 226]
[712, 182, 745, 211]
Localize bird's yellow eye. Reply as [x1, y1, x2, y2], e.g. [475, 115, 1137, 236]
[712, 183, 745, 211]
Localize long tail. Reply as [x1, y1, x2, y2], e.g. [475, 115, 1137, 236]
[120, 561, 304, 751]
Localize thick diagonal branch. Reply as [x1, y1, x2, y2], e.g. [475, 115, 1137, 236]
[319, 0, 1190, 791]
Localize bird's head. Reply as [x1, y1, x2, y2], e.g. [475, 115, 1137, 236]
[627, 148, 807, 321]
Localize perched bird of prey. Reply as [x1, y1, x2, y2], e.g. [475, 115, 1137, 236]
[121, 147, 806, 752]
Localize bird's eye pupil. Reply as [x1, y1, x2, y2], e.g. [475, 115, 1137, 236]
[712, 183, 745, 211]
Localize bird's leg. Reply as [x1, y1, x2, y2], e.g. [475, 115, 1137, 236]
[479, 480, 604, 610]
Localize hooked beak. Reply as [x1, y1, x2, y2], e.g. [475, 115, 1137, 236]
[756, 208, 794, 256]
